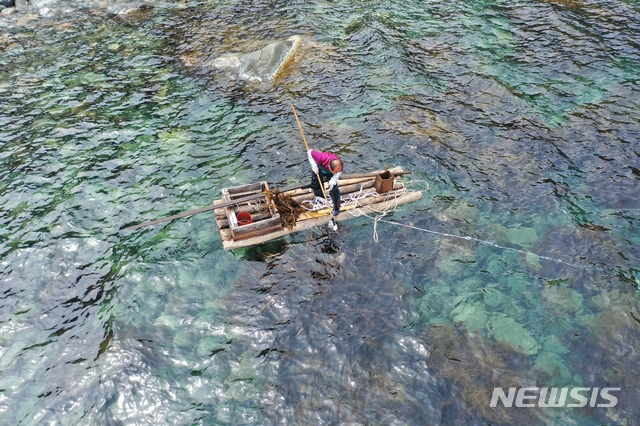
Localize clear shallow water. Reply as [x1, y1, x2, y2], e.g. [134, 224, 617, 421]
[1, 0, 639, 424]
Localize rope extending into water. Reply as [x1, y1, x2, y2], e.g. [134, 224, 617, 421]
[342, 181, 600, 272]
[299, 180, 601, 271]
[365, 208, 593, 269]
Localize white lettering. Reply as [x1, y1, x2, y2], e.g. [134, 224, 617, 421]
[516, 387, 539, 407]
[490, 386, 620, 408]
[538, 388, 567, 407]
[490, 388, 516, 408]
[598, 388, 620, 408]
[590, 387, 599, 407]
[567, 387, 589, 407]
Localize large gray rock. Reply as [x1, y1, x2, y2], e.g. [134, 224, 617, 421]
[211, 35, 303, 83]
[30, 0, 55, 6]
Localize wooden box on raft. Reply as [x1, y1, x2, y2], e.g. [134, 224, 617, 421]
[374, 170, 395, 194]
[221, 181, 283, 241]
[214, 166, 423, 250]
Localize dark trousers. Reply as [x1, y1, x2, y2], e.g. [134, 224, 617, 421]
[310, 170, 341, 211]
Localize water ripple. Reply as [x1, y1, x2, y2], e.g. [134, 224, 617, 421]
[1, 0, 640, 424]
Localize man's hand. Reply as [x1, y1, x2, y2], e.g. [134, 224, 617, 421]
[327, 176, 338, 191]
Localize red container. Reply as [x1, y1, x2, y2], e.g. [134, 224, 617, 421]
[236, 212, 253, 226]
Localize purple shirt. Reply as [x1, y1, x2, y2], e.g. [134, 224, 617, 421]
[310, 150, 343, 173]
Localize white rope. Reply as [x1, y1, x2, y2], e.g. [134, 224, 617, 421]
[341, 179, 594, 271]
[364, 212, 599, 270]
[294, 176, 596, 271]
[246, 199, 264, 212]
[303, 179, 583, 269]
[301, 197, 330, 211]
[300, 183, 381, 212]
[408, 179, 430, 192]
[344, 183, 405, 242]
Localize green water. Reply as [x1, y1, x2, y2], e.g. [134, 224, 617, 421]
[1, 0, 639, 424]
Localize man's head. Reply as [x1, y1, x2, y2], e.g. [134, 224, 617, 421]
[329, 159, 343, 173]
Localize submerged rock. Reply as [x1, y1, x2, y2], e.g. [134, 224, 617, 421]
[454, 275, 484, 294]
[533, 351, 572, 384]
[154, 315, 181, 330]
[483, 287, 510, 308]
[542, 284, 584, 314]
[452, 302, 488, 331]
[437, 254, 476, 281]
[173, 330, 195, 349]
[525, 252, 542, 271]
[541, 334, 570, 355]
[209, 35, 303, 83]
[419, 282, 451, 315]
[424, 324, 540, 424]
[112, 4, 153, 23]
[440, 202, 480, 225]
[0, 341, 24, 369]
[487, 314, 539, 355]
[485, 258, 505, 281]
[505, 226, 539, 247]
[196, 336, 226, 358]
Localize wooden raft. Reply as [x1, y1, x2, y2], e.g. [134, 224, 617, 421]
[214, 167, 422, 250]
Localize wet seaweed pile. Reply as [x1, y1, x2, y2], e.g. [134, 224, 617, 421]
[266, 188, 304, 230]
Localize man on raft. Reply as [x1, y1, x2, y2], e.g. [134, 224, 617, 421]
[307, 149, 344, 216]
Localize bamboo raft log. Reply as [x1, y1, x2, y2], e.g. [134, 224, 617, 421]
[215, 166, 422, 250]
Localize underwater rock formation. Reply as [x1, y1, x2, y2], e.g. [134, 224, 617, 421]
[487, 314, 540, 355]
[426, 324, 543, 424]
[569, 301, 640, 424]
[208, 35, 303, 84]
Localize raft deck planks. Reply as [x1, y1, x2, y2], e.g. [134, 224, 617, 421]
[214, 167, 422, 250]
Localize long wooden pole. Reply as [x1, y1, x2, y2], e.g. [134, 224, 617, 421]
[121, 182, 310, 232]
[290, 104, 336, 229]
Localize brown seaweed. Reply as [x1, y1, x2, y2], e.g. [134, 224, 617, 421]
[267, 188, 304, 230]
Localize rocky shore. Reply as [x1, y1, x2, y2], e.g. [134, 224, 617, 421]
[0, 0, 152, 20]
[0, 0, 16, 16]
